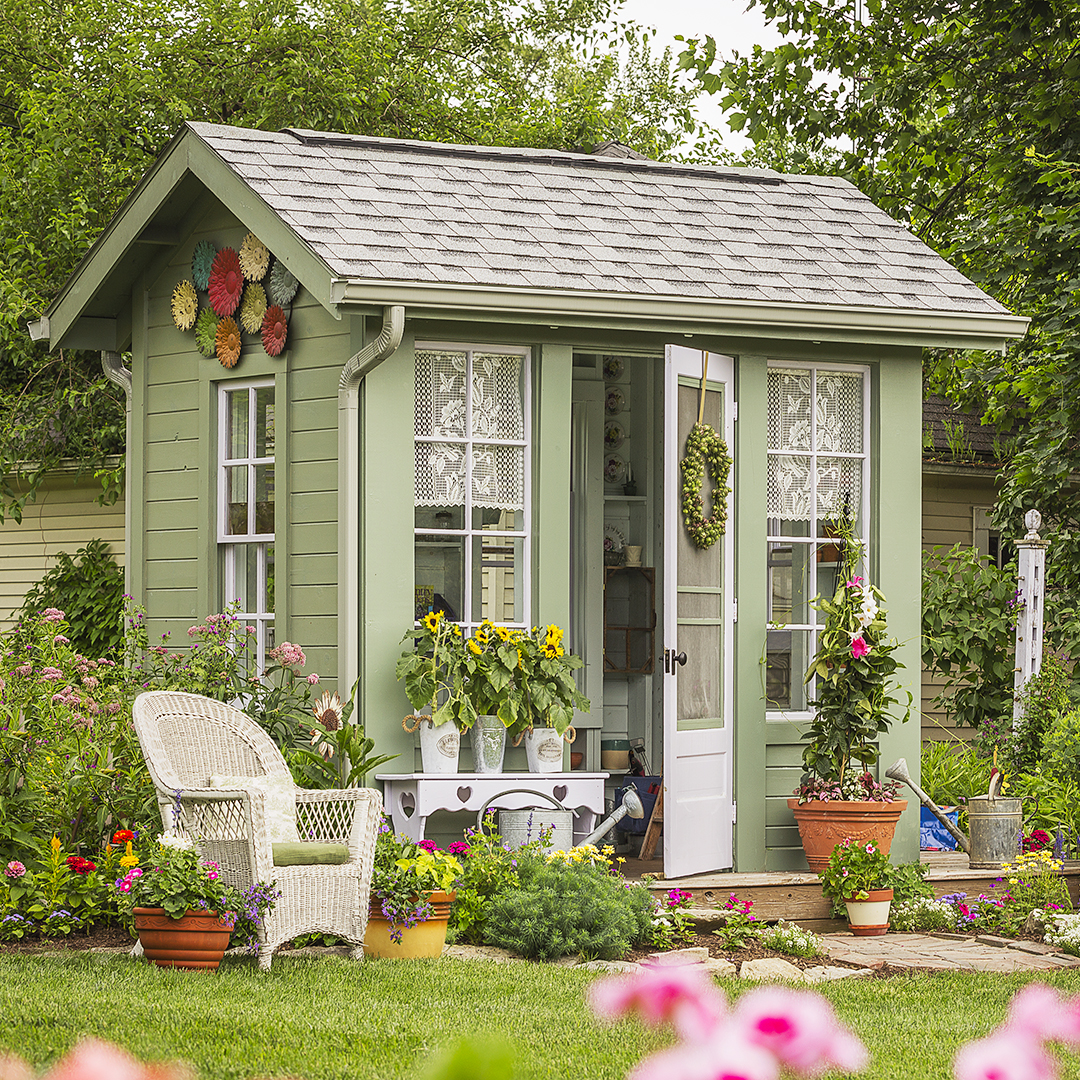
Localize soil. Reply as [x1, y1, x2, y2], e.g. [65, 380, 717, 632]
[0, 923, 133, 955]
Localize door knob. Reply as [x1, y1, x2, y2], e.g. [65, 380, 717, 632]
[673, 651, 687, 667]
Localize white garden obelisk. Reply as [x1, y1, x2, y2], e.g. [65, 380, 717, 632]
[1013, 509, 1048, 727]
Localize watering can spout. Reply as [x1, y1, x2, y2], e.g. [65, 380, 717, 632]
[885, 757, 972, 855]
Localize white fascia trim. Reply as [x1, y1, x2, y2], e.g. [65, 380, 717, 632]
[331, 279, 1029, 348]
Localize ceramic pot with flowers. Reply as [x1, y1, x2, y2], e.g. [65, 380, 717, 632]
[819, 837, 895, 937]
[789, 516, 911, 871]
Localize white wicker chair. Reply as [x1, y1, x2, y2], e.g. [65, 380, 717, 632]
[132, 690, 381, 970]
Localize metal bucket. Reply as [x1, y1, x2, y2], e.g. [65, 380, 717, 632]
[499, 808, 574, 851]
[967, 797, 1022, 869]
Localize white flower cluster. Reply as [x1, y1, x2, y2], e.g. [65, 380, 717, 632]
[757, 919, 825, 959]
[156, 832, 194, 851]
[889, 897, 959, 933]
[1037, 910, 1080, 956]
[854, 580, 878, 630]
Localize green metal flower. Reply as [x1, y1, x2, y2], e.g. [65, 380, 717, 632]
[195, 307, 220, 357]
[191, 240, 217, 292]
[267, 260, 298, 306]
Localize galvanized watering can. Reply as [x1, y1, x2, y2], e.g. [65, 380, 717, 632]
[885, 757, 1023, 869]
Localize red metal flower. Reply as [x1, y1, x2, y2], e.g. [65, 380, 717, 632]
[261, 304, 288, 356]
[208, 248, 243, 317]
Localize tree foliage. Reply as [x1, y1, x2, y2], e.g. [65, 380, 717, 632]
[1, 0, 696, 517]
[679, 0, 1080, 638]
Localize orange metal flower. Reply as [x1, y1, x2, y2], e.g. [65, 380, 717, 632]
[216, 316, 242, 368]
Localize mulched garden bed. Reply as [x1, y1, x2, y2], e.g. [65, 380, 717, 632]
[0, 924, 133, 955]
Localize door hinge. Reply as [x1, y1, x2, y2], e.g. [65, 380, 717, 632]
[732, 800, 737, 824]
[732, 597, 738, 623]
[732, 401, 738, 422]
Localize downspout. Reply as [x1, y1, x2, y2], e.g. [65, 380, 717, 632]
[338, 306, 405, 704]
[101, 352, 133, 595]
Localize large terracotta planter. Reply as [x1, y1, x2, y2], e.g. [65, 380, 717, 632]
[363, 890, 455, 959]
[844, 888, 893, 937]
[133, 907, 235, 970]
[786, 798, 908, 873]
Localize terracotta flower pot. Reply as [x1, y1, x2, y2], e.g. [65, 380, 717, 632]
[363, 890, 455, 959]
[786, 798, 908, 873]
[844, 888, 894, 936]
[133, 907, 235, 970]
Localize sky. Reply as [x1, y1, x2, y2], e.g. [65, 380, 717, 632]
[616, 0, 785, 151]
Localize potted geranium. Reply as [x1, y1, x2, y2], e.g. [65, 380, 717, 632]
[787, 518, 909, 871]
[364, 820, 463, 958]
[111, 833, 277, 969]
[819, 837, 895, 936]
[397, 610, 472, 772]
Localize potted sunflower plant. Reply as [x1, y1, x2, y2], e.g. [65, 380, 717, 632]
[787, 516, 910, 872]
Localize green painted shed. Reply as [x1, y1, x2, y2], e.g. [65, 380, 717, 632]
[31, 122, 1028, 875]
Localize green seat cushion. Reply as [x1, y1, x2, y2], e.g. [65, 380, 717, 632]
[272, 842, 350, 866]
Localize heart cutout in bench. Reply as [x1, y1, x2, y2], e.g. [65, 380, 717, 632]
[398, 792, 415, 819]
[456, 785, 472, 803]
[553, 784, 568, 802]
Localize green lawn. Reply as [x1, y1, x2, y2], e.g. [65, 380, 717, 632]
[0, 955, 1078, 1080]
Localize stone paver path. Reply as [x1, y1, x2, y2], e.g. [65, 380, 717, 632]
[824, 932, 1080, 973]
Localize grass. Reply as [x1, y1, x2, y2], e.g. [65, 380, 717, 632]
[0, 955, 1079, 1079]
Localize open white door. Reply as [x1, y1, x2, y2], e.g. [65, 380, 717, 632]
[662, 346, 735, 878]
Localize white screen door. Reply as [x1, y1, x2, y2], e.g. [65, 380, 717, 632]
[662, 346, 735, 877]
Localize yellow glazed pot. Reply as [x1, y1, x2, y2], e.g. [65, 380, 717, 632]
[362, 890, 455, 959]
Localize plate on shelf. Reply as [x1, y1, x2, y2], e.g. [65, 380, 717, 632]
[605, 386, 625, 416]
[603, 524, 626, 555]
[604, 420, 625, 450]
[602, 356, 625, 381]
[604, 454, 627, 486]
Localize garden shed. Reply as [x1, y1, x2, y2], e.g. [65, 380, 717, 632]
[30, 121, 1028, 875]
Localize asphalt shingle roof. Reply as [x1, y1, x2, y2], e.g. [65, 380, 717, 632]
[191, 123, 1007, 316]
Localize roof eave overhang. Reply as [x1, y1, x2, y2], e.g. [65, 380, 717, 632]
[39, 127, 340, 352]
[332, 279, 1029, 351]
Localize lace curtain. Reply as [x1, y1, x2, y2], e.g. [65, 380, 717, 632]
[766, 368, 863, 521]
[415, 350, 525, 510]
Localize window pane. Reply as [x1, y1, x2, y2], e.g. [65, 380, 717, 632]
[227, 390, 249, 459]
[767, 368, 811, 451]
[416, 505, 466, 531]
[815, 457, 862, 526]
[264, 545, 275, 614]
[766, 628, 813, 712]
[256, 387, 275, 457]
[473, 507, 524, 532]
[816, 372, 863, 453]
[254, 464, 274, 534]
[416, 442, 466, 507]
[471, 353, 525, 440]
[474, 535, 524, 624]
[767, 454, 812, 520]
[416, 350, 467, 439]
[472, 444, 525, 511]
[676, 623, 721, 722]
[768, 542, 816, 626]
[416, 535, 464, 623]
[226, 466, 248, 535]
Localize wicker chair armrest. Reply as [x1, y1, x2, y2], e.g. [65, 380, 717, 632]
[174, 787, 275, 884]
[293, 787, 382, 858]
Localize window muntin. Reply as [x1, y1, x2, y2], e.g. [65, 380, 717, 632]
[765, 364, 869, 717]
[413, 346, 530, 632]
[218, 381, 275, 672]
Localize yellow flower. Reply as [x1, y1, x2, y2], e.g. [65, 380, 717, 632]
[1009, 877, 1018, 884]
[451, 624, 462, 636]
[468, 640, 482, 655]
[495, 626, 510, 642]
[120, 854, 140, 868]
[50, 836, 61, 854]
[423, 611, 442, 633]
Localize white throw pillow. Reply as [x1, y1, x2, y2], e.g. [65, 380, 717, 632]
[208, 773, 301, 843]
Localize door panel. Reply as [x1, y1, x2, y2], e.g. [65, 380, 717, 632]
[663, 346, 735, 877]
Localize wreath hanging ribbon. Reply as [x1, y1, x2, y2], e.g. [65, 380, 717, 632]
[680, 352, 733, 550]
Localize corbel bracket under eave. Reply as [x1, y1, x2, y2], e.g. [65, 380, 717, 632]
[101, 351, 132, 397]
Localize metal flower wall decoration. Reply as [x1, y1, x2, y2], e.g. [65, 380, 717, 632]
[172, 232, 293, 366]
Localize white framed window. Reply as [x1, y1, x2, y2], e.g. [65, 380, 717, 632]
[413, 344, 531, 634]
[765, 362, 869, 718]
[218, 380, 275, 672]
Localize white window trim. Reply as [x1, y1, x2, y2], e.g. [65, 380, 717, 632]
[217, 379, 275, 673]
[766, 360, 871, 722]
[414, 341, 532, 636]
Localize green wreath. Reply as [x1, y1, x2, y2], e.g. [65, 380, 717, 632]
[680, 422, 732, 550]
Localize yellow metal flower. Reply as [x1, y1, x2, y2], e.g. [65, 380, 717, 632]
[239, 232, 271, 281]
[239, 282, 268, 334]
[171, 280, 198, 331]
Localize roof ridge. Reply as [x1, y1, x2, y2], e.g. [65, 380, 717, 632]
[278, 127, 786, 186]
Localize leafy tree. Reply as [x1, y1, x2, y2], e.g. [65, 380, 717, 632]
[1, 0, 697, 518]
[679, 0, 1080, 651]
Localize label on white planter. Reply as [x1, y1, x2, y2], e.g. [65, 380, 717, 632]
[437, 733, 459, 758]
[537, 738, 562, 762]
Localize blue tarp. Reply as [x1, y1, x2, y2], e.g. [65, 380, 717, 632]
[920, 805, 960, 851]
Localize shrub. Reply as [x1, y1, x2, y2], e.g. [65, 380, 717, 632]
[1011, 653, 1074, 773]
[17, 539, 124, 658]
[1043, 705, 1080, 781]
[483, 854, 653, 960]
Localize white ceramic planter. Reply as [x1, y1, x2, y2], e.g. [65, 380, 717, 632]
[471, 715, 506, 774]
[524, 726, 564, 773]
[418, 718, 460, 774]
[844, 888, 893, 937]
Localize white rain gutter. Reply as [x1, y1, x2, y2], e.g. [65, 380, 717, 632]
[337, 305, 405, 700]
[101, 351, 133, 593]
